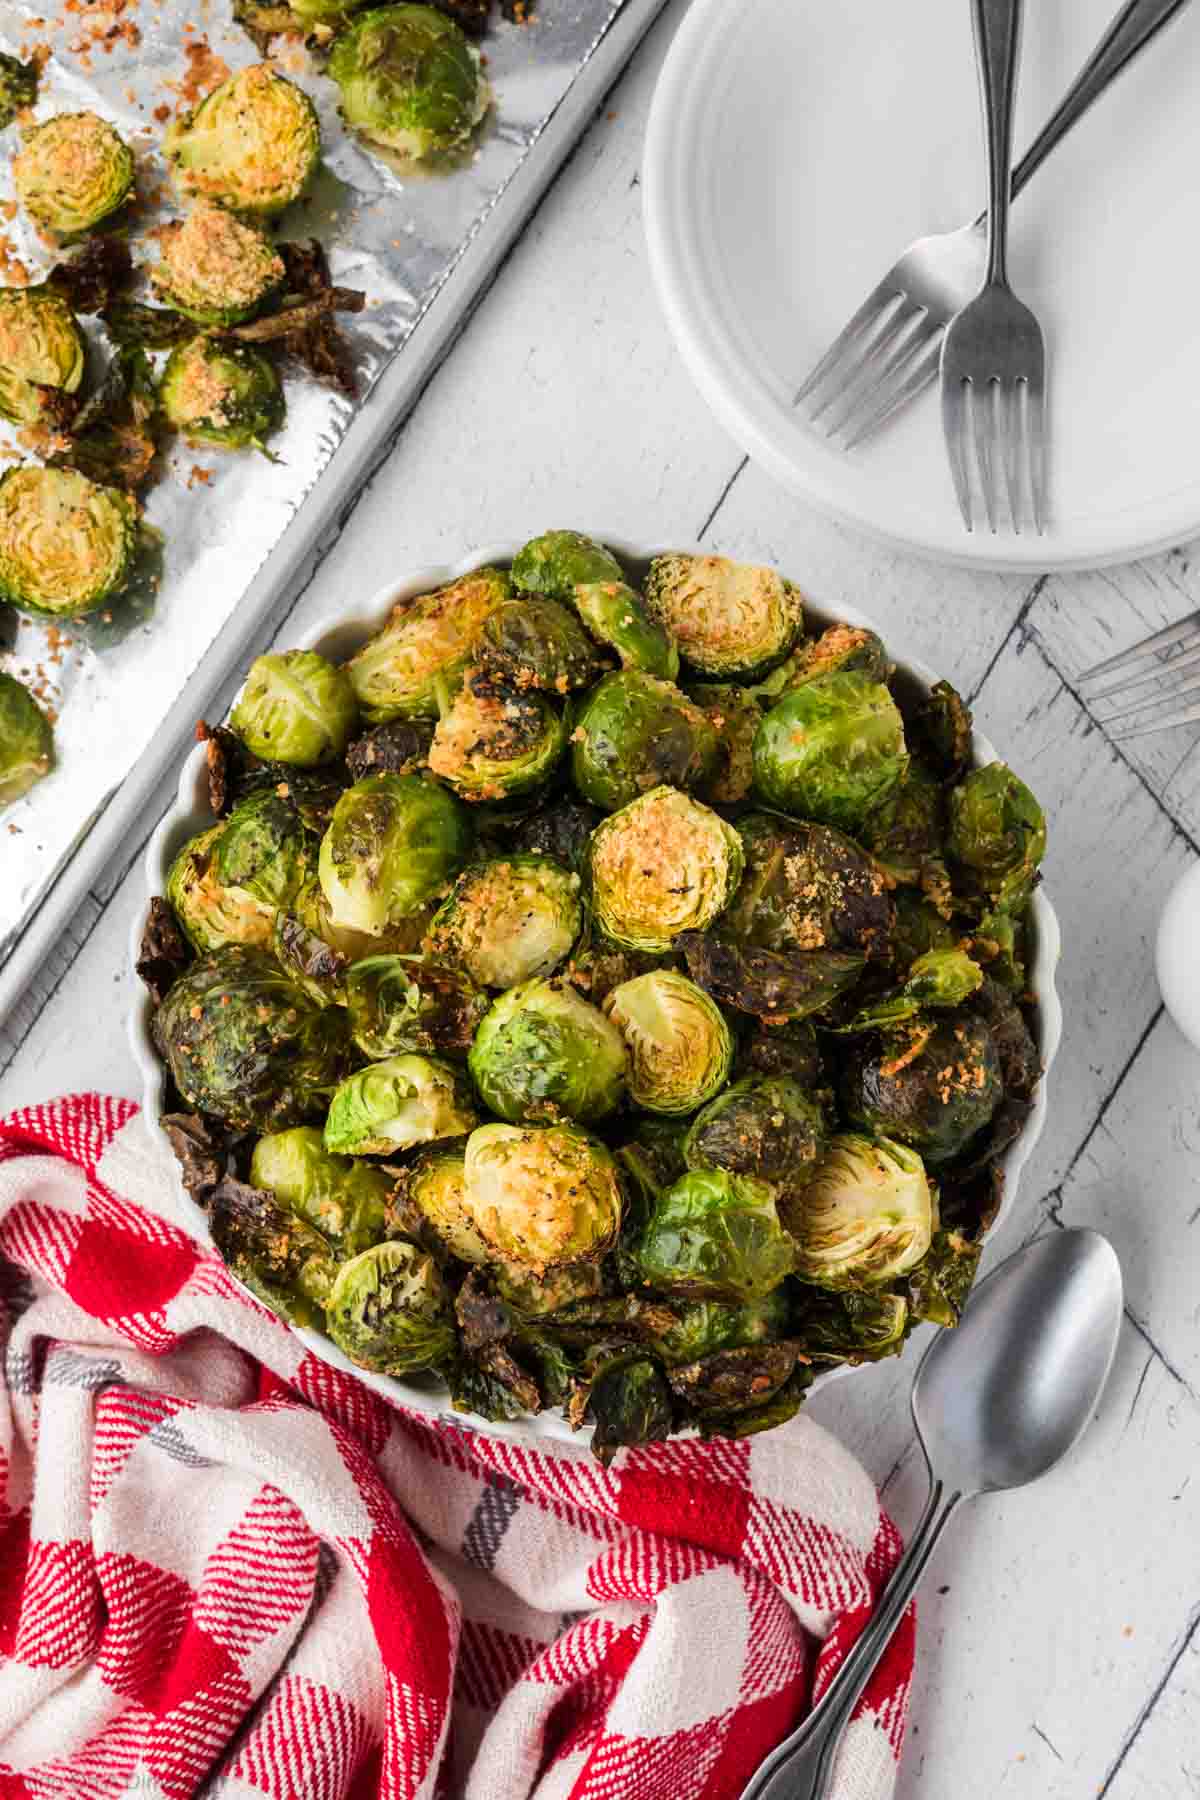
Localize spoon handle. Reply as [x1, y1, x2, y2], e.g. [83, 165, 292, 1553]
[738, 1484, 965, 1800]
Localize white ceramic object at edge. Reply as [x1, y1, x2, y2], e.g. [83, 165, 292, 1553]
[642, 0, 1200, 572]
[129, 537, 1063, 1448]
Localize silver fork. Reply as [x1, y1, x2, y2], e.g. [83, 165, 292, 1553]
[796, 0, 1192, 453]
[940, 0, 1045, 535]
[1078, 611, 1200, 738]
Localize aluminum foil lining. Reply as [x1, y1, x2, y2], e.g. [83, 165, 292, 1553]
[0, 0, 625, 961]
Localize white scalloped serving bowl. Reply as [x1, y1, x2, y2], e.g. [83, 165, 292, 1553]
[129, 536, 1062, 1446]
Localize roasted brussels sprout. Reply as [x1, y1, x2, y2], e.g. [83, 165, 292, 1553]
[860, 762, 950, 906]
[511, 529, 624, 595]
[650, 1291, 789, 1365]
[324, 1052, 477, 1155]
[725, 813, 892, 961]
[428, 671, 566, 801]
[167, 793, 311, 954]
[319, 773, 473, 936]
[160, 337, 285, 453]
[512, 799, 600, 874]
[345, 954, 487, 1060]
[782, 1132, 933, 1288]
[738, 1016, 824, 1086]
[396, 1136, 490, 1264]
[633, 1167, 795, 1302]
[603, 969, 732, 1116]
[572, 580, 679, 680]
[687, 683, 761, 807]
[0, 465, 137, 620]
[461, 1121, 622, 1271]
[583, 1353, 674, 1464]
[346, 717, 431, 782]
[328, 4, 489, 158]
[683, 1073, 825, 1185]
[153, 946, 349, 1130]
[570, 670, 718, 812]
[475, 593, 599, 694]
[0, 672, 53, 808]
[469, 976, 627, 1124]
[152, 203, 285, 328]
[835, 948, 983, 1034]
[616, 1115, 688, 1214]
[427, 853, 581, 988]
[0, 289, 86, 428]
[791, 1287, 909, 1363]
[166, 63, 321, 216]
[903, 1228, 981, 1328]
[841, 1014, 1003, 1166]
[753, 671, 908, 830]
[912, 679, 973, 781]
[0, 52, 38, 131]
[250, 1126, 389, 1257]
[589, 786, 744, 953]
[325, 1240, 456, 1375]
[947, 762, 1046, 907]
[493, 1259, 605, 1316]
[892, 889, 956, 969]
[345, 566, 510, 723]
[678, 929, 866, 1024]
[643, 552, 801, 680]
[785, 623, 889, 689]
[210, 1175, 337, 1327]
[273, 873, 432, 1004]
[14, 112, 133, 236]
[231, 649, 357, 767]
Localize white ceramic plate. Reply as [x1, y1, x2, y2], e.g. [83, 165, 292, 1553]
[643, 0, 1200, 571]
[128, 537, 1062, 1444]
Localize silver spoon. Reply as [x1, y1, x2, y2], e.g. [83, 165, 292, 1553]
[740, 1229, 1124, 1800]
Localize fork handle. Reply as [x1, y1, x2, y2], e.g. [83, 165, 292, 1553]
[1010, 0, 1193, 201]
[971, 0, 1024, 286]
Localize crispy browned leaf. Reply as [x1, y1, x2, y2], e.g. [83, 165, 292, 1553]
[136, 898, 191, 1003]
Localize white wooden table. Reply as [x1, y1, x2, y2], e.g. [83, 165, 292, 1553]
[3, 6, 1200, 1792]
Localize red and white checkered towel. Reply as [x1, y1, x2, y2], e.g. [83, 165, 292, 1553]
[0, 1095, 914, 1800]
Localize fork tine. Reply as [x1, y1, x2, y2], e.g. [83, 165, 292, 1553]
[820, 308, 933, 438]
[999, 382, 1021, 535]
[1108, 695, 1200, 741]
[976, 382, 999, 536]
[1085, 638, 1200, 707]
[1078, 612, 1200, 685]
[1098, 663, 1200, 724]
[1025, 381, 1046, 536]
[811, 301, 927, 428]
[795, 284, 905, 408]
[839, 332, 944, 450]
[942, 375, 973, 532]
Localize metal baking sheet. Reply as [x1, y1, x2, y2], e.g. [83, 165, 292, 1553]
[0, 0, 666, 1012]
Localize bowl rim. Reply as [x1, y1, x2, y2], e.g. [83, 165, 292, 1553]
[127, 533, 1063, 1445]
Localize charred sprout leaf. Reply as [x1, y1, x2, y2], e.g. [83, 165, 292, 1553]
[633, 1166, 795, 1302]
[616, 1117, 688, 1231]
[753, 671, 908, 832]
[781, 1133, 933, 1289]
[650, 1293, 789, 1368]
[136, 896, 192, 1003]
[589, 786, 744, 954]
[725, 813, 892, 962]
[697, 1367, 812, 1441]
[250, 1126, 390, 1258]
[791, 1287, 909, 1362]
[860, 763, 951, 908]
[834, 948, 983, 1034]
[428, 853, 581, 989]
[571, 669, 718, 813]
[678, 929, 865, 1024]
[101, 299, 194, 352]
[0, 670, 54, 808]
[582, 1353, 674, 1464]
[688, 682, 761, 807]
[209, 1175, 337, 1326]
[461, 1121, 622, 1272]
[469, 976, 627, 1124]
[903, 1229, 981, 1328]
[603, 968, 731, 1116]
[967, 904, 1027, 992]
[0, 51, 38, 129]
[683, 1074, 825, 1187]
[328, 4, 490, 159]
[231, 0, 299, 53]
[513, 798, 600, 874]
[326, 1239, 456, 1375]
[345, 565, 509, 723]
[346, 954, 488, 1060]
[230, 246, 366, 395]
[0, 290, 85, 430]
[937, 1159, 1005, 1243]
[971, 977, 1040, 1102]
[643, 553, 802, 681]
[891, 890, 956, 971]
[912, 679, 973, 781]
[841, 1013, 1003, 1166]
[738, 1016, 824, 1086]
[160, 1112, 229, 1205]
[666, 1340, 800, 1415]
[324, 1052, 477, 1156]
[346, 718, 432, 781]
[166, 63, 321, 216]
[452, 1341, 542, 1421]
[15, 112, 134, 236]
[947, 762, 1046, 909]
[47, 237, 134, 315]
[50, 347, 160, 494]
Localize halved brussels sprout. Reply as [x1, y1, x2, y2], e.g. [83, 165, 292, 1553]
[678, 929, 865, 1024]
[166, 63, 321, 216]
[427, 853, 581, 988]
[324, 1052, 477, 1155]
[0, 289, 86, 428]
[511, 529, 624, 595]
[841, 1013, 1002, 1166]
[785, 623, 890, 689]
[0, 672, 53, 808]
[210, 1174, 337, 1327]
[318, 773, 473, 936]
[725, 813, 892, 960]
[603, 969, 732, 1116]
[643, 553, 801, 680]
[791, 1287, 910, 1363]
[168, 823, 271, 953]
[688, 683, 761, 807]
[14, 112, 134, 235]
[344, 566, 510, 723]
[427, 671, 565, 801]
[250, 1125, 390, 1258]
[325, 1240, 456, 1375]
[835, 948, 983, 1034]
[0, 465, 137, 620]
[345, 953, 487, 1059]
[328, 4, 489, 158]
[476, 593, 600, 694]
[469, 976, 627, 1124]
[152, 203, 285, 327]
[782, 1133, 933, 1288]
[461, 1121, 622, 1272]
[570, 670, 718, 813]
[399, 1135, 490, 1264]
[582, 1353, 675, 1463]
[572, 581, 679, 680]
[589, 786, 744, 953]
[753, 671, 909, 831]
[947, 761, 1046, 907]
[152, 945, 349, 1129]
[633, 1167, 795, 1301]
[168, 793, 311, 953]
[273, 874, 433, 1004]
[650, 1291, 789, 1366]
[231, 649, 357, 767]
[346, 717, 432, 782]
[513, 800, 600, 874]
[683, 1073, 825, 1186]
[492, 1259, 605, 1316]
[160, 337, 285, 453]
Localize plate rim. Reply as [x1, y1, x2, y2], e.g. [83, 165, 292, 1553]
[127, 533, 1063, 1447]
